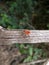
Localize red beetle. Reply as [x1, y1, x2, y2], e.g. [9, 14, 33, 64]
[23, 30, 30, 35]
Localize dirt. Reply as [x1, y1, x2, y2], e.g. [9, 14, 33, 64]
[0, 45, 27, 65]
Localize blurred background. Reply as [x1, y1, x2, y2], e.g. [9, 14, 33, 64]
[0, 0, 49, 30]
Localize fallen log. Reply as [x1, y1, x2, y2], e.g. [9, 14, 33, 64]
[0, 27, 49, 45]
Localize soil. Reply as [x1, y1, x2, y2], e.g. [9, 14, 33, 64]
[0, 45, 27, 65]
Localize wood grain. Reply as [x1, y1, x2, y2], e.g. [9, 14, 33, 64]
[0, 29, 49, 45]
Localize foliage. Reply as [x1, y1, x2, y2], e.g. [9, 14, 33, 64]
[17, 44, 47, 62]
[0, 0, 49, 29]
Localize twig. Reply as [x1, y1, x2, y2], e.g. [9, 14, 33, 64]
[27, 23, 36, 30]
[19, 58, 48, 65]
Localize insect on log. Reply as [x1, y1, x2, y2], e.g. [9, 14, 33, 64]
[0, 29, 49, 45]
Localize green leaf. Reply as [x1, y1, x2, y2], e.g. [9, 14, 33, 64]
[28, 47, 33, 56]
[24, 56, 32, 62]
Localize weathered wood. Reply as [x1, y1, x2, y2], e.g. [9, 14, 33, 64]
[0, 28, 49, 45]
